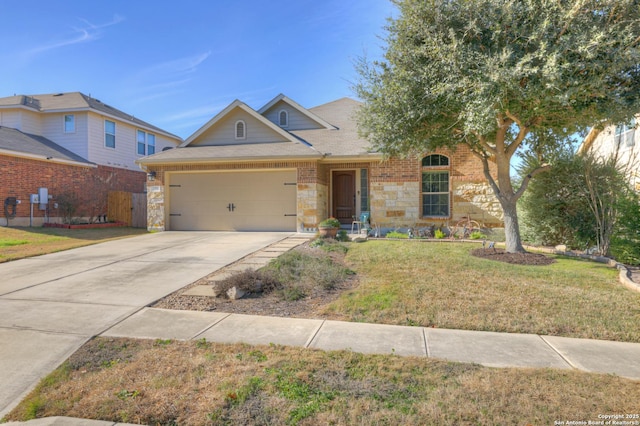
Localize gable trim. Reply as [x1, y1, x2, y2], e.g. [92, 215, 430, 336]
[258, 94, 337, 130]
[182, 99, 300, 147]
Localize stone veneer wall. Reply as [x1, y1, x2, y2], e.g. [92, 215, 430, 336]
[146, 184, 165, 231]
[368, 146, 503, 229]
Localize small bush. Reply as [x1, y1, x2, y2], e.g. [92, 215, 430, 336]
[469, 230, 487, 240]
[434, 229, 446, 239]
[263, 249, 353, 299]
[336, 230, 349, 242]
[310, 238, 349, 254]
[386, 231, 409, 239]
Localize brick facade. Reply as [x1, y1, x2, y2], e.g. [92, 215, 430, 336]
[1, 154, 146, 226]
[143, 145, 503, 232]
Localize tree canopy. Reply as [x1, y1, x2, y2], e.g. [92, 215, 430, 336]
[355, 0, 640, 252]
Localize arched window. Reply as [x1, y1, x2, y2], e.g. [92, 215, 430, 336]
[278, 110, 289, 127]
[421, 154, 450, 217]
[235, 120, 246, 140]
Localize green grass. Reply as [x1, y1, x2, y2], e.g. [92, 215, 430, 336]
[322, 241, 640, 342]
[0, 239, 29, 247]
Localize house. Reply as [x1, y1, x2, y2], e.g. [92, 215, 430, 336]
[579, 118, 640, 192]
[136, 94, 503, 233]
[0, 92, 181, 226]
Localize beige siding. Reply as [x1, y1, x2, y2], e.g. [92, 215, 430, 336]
[86, 112, 140, 170]
[0, 110, 42, 134]
[41, 112, 89, 159]
[190, 109, 287, 146]
[0, 110, 23, 129]
[262, 100, 323, 130]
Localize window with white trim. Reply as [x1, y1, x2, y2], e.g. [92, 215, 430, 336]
[235, 120, 246, 139]
[64, 114, 75, 133]
[137, 130, 156, 155]
[615, 117, 636, 148]
[105, 120, 116, 148]
[421, 154, 450, 217]
[278, 110, 289, 127]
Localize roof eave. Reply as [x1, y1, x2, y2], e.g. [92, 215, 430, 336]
[137, 153, 323, 166]
[0, 148, 97, 168]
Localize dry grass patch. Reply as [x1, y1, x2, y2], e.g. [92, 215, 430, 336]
[0, 226, 147, 262]
[322, 241, 640, 342]
[5, 337, 640, 425]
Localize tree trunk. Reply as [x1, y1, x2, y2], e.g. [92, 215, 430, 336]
[499, 197, 526, 253]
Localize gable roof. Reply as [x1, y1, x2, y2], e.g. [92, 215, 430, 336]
[0, 126, 95, 167]
[0, 92, 181, 140]
[182, 99, 301, 147]
[137, 95, 379, 166]
[258, 94, 337, 130]
[290, 97, 375, 158]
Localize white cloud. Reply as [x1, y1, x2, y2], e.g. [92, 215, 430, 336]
[25, 14, 125, 56]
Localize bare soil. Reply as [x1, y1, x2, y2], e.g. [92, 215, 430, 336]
[470, 247, 557, 266]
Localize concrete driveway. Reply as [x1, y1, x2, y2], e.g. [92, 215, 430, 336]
[0, 231, 293, 418]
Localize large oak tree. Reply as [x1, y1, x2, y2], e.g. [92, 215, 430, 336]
[355, 0, 640, 252]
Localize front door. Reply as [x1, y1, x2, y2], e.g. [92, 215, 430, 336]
[332, 170, 355, 225]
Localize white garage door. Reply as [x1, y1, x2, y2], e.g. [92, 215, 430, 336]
[168, 170, 297, 231]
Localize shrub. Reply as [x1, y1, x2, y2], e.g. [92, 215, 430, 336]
[318, 217, 341, 228]
[214, 269, 281, 298]
[386, 231, 409, 239]
[310, 238, 349, 254]
[469, 230, 487, 240]
[434, 229, 446, 239]
[262, 249, 353, 299]
[336, 230, 349, 242]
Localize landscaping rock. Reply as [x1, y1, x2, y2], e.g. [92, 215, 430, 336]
[227, 286, 247, 300]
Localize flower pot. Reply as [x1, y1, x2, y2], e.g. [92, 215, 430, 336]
[318, 226, 339, 238]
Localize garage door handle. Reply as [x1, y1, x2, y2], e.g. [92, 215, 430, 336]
[284, 214, 297, 217]
[170, 214, 181, 217]
[227, 203, 236, 212]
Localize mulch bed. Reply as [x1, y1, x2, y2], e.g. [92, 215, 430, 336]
[471, 248, 556, 266]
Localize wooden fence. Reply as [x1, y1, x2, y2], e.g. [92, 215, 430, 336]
[108, 191, 147, 228]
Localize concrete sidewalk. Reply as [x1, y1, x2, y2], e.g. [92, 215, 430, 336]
[102, 307, 640, 380]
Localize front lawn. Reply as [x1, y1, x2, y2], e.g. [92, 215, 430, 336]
[5, 337, 639, 425]
[0, 226, 148, 263]
[323, 241, 640, 342]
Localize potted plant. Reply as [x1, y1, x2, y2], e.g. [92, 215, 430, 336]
[317, 217, 341, 238]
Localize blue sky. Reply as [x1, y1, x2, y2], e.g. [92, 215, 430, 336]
[0, 1, 396, 139]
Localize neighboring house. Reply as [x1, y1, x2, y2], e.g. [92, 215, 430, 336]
[579, 118, 640, 192]
[137, 94, 502, 233]
[0, 92, 181, 226]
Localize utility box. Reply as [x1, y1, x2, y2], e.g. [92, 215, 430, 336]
[38, 187, 48, 210]
[30, 194, 39, 204]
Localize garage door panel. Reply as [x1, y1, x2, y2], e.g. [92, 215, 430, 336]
[169, 171, 297, 231]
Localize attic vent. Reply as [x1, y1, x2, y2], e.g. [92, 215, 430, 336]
[278, 110, 288, 127]
[53, 93, 64, 97]
[235, 120, 246, 140]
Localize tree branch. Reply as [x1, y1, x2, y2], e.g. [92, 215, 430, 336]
[471, 149, 501, 198]
[514, 164, 552, 200]
[471, 131, 496, 157]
